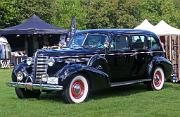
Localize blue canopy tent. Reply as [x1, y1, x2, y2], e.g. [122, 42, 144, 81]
[0, 14, 68, 35]
[0, 14, 68, 57]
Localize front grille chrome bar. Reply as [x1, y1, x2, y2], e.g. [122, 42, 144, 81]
[35, 55, 48, 83]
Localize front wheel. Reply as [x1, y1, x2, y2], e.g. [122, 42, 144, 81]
[15, 88, 41, 99]
[147, 67, 165, 90]
[62, 75, 89, 103]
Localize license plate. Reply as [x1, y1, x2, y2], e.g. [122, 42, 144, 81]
[47, 77, 58, 84]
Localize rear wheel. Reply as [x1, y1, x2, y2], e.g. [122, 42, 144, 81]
[147, 67, 165, 90]
[15, 88, 41, 99]
[62, 75, 89, 103]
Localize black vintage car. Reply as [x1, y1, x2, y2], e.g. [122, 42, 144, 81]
[9, 29, 173, 103]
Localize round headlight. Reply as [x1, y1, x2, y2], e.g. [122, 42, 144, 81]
[26, 57, 32, 65]
[41, 74, 48, 82]
[17, 71, 23, 81]
[47, 57, 55, 66]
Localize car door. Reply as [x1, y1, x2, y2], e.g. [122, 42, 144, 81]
[129, 34, 150, 79]
[106, 34, 134, 82]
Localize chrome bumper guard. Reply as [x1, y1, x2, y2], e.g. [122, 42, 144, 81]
[8, 82, 63, 91]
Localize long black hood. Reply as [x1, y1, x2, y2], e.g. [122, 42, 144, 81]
[37, 48, 104, 57]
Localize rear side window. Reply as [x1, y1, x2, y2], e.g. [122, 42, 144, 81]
[147, 36, 161, 50]
[109, 35, 129, 51]
[131, 35, 146, 50]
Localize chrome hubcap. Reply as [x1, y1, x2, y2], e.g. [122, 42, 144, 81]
[71, 80, 84, 99]
[154, 71, 162, 87]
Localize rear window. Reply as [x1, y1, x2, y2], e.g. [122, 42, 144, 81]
[147, 36, 161, 50]
[109, 35, 129, 51]
[131, 35, 146, 50]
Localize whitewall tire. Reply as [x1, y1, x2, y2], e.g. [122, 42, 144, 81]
[151, 67, 165, 90]
[62, 75, 89, 103]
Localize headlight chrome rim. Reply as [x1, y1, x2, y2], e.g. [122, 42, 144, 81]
[26, 57, 33, 65]
[41, 74, 48, 82]
[16, 71, 24, 81]
[47, 57, 55, 66]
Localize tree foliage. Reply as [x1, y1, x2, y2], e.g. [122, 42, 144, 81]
[81, 0, 141, 29]
[116, 0, 141, 28]
[0, 0, 19, 28]
[0, 0, 180, 29]
[0, 0, 58, 28]
[139, 0, 180, 27]
[51, 0, 87, 29]
[81, 0, 116, 29]
[14, 0, 56, 23]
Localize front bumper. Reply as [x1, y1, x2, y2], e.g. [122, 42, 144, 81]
[8, 82, 63, 91]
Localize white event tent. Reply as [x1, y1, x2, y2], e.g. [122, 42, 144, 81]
[155, 20, 180, 35]
[135, 19, 180, 81]
[134, 19, 158, 34]
[135, 19, 180, 35]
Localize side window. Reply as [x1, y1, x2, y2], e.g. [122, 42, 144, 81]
[131, 35, 146, 50]
[84, 34, 109, 49]
[147, 36, 161, 50]
[109, 35, 129, 51]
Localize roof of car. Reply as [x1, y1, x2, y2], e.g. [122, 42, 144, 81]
[77, 29, 156, 35]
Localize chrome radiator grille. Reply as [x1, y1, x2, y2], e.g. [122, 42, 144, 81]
[35, 55, 48, 83]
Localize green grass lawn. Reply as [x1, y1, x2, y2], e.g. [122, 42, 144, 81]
[0, 69, 180, 117]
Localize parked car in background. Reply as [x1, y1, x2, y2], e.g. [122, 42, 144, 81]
[0, 37, 11, 68]
[8, 29, 173, 103]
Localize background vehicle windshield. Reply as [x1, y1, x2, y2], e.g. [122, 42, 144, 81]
[69, 33, 108, 49]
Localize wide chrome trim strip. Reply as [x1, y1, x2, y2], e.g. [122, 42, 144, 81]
[7, 82, 63, 91]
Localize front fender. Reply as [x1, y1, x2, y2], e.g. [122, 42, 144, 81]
[87, 54, 109, 74]
[56, 64, 110, 91]
[12, 61, 29, 81]
[146, 56, 173, 80]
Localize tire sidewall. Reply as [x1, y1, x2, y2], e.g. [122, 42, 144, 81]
[15, 88, 41, 98]
[15, 88, 26, 98]
[151, 67, 165, 90]
[64, 75, 89, 103]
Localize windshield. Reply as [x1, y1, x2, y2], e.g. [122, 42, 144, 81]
[69, 33, 86, 49]
[69, 33, 108, 49]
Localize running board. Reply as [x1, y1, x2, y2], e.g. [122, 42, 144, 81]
[110, 79, 151, 87]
